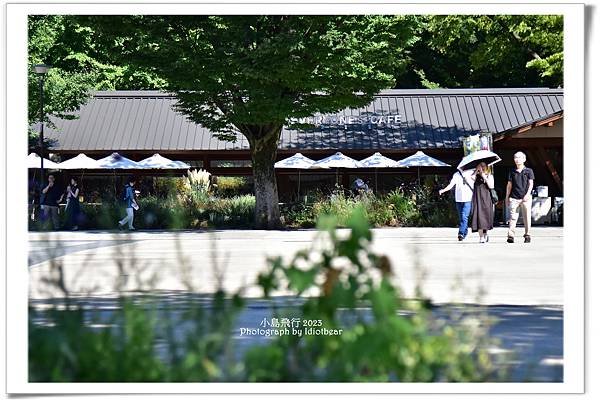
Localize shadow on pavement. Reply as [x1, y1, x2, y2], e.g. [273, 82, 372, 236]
[29, 292, 563, 382]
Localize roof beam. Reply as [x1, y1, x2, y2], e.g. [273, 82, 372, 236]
[495, 113, 563, 143]
[534, 113, 563, 127]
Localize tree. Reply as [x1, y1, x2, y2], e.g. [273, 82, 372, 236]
[28, 15, 167, 151]
[397, 15, 563, 89]
[83, 15, 420, 228]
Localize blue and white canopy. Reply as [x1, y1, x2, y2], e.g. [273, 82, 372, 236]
[27, 152, 61, 169]
[57, 153, 100, 169]
[314, 152, 364, 168]
[96, 152, 142, 169]
[138, 153, 190, 169]
[275, 153, 329, 169]
[360, 152, 398, 168]
[396, 151, 450, 168]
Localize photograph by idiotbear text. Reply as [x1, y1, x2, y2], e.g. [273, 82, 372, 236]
[15, 6, 584, 392]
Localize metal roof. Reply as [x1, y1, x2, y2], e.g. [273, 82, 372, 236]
[45, 88, 563, 153]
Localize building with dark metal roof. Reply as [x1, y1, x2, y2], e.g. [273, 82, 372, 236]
[42, 88, 564, 197]
[46, 88, 562, 153]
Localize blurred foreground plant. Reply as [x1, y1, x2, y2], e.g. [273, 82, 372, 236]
[252, 207, 497, 381]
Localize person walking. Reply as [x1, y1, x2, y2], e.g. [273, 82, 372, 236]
[505, 151, 535, 243]
[471, 162, 495, 243]
[439, 168, 475, 241]
[118, 176, 138, 231]
[40, 174, 63, 230]
[64, 177, 81, 230]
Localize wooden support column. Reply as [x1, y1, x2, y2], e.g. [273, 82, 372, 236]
[342, 171, 350, 189]
[537, 147, 563, 193]
[203, 154, 210, 173]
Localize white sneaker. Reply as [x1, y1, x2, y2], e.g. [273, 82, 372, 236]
[479, 237, 486, 243]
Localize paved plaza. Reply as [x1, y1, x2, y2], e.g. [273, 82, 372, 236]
[29, 226, 563, 305]
[28, 226, 564, 381]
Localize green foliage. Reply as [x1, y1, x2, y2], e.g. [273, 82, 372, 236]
[398, 15, 563, 88]
[137, 195, 188, 229]
[213, 176, 253, 198]
[27, 15, 167, 151]
[33, 180, 454, 230]
[29, 294, 245, 382]
[312, 187, 361, 226]
[153, 177, 187, 199]
[78, 194, 256, 230]
[252, 208, 497, 381]
[204, 195, 256, 227]
[385, 189, 420, 226]
[29, 300, 164, 381]
[82, 15, 420, 134]
[282, 183, 455, 229]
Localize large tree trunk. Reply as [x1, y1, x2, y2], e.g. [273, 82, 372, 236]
[246, 125, 282, 230]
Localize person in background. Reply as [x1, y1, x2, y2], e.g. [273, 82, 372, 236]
[64, 177, 81, 230]
[40, 174, 63, 230]
[439, 168, 475, 241]
[118, 176, 138, 231]
[471, 162, 495, 243]
[505, 151, 535, 243]
[351, 178, 369, 197]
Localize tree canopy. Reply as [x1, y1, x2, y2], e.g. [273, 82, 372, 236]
[78, 15, 421, 228]
[397, 15, 563, 89]
[84, 16, 419, 137]
[28, 15, 166, 126]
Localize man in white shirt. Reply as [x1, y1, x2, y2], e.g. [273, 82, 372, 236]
[439, 169, 475, 241]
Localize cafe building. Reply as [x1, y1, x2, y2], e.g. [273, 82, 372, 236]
[43, 87, 563, 201]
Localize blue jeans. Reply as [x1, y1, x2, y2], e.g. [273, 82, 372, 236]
[455, 201, 472, 238]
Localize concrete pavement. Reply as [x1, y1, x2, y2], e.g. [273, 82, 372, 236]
[29, 226, 563, 305]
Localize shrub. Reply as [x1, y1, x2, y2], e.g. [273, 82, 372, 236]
[79, 202, 122, 229]
[136, 195, 189, 229]
[282, 186, 453, 229]
[186, 169, 211, 193]
[207, 195, 255, 227]
[312, 188, 359, 226]
[213, 176, 253, 198]
[386, 189, 420, 226]
[154, 177, 187, 199]
[281, 203, 316, 228]
[29, 293, 245, 382]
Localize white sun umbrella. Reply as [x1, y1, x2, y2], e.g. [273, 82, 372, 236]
[396, 151, 450, 184]
[314, 152, 364, 186]
[96, 152, 143, 199]
[27, 152, 61, 169]
[57, 153, 100, 169]
[96, 152, 142, 169]
[360, 152, 398, 193]
[457, 150, 501, 172]
[275, 153, 329, 200]
[57, 153, 102, 190]
[138, 153, 191, 169]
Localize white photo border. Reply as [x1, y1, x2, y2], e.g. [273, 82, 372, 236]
[5, 1, 585, 394]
